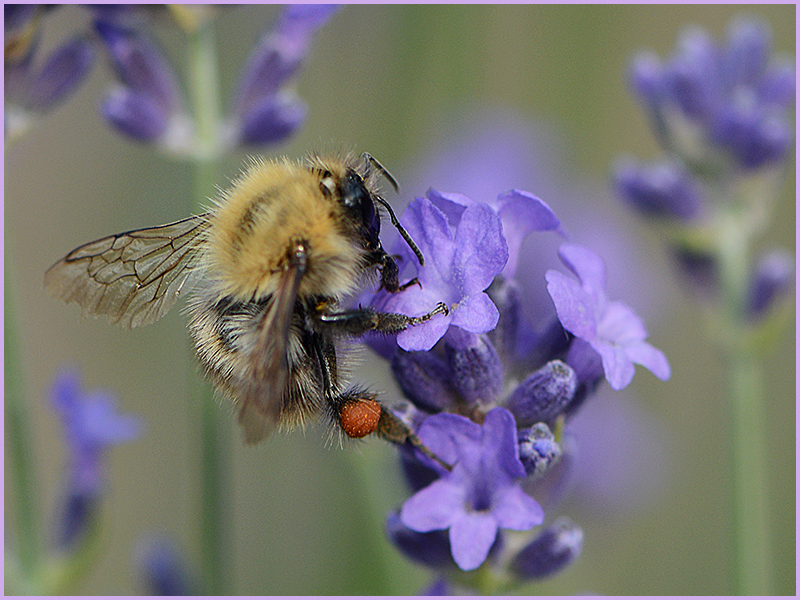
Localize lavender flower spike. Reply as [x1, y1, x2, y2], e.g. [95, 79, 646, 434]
[51, 368, 143, 548]
[232, 4, 337, 146]
[400, 407, 544, 571]
[378, 196, 508, 352]
[545, 244, 670, 390]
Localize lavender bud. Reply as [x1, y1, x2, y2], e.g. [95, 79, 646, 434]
[95, 20, 180, 115]
[391, 350, 454, 413]
[747, 249, 794, 317]
[53, 490, 99, 551]
[101, 86, 168, 141]
[25, 37, 95, 111]
[505, 360, 576, 426]
[238, 92, 307, 146]
[630, 51, 666, 108]
[671, 244, 719, 300]
[723, 17, 771, 88]
[759, 58, 795, 106]
[613, 157, 702, 220]
[711, 102, 792, 169]
[443, 328, 503, 405]
[666, 26, 719, 121]
[518, 423, 561, 480]
[135, 536, 194, 596]
[510, 517, 583, 579]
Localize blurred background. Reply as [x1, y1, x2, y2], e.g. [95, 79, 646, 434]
[5, 5, 795, 595]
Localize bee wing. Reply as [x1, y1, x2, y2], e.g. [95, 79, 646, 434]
[237, 258, 306, 444]
[44, 215, 209, 329]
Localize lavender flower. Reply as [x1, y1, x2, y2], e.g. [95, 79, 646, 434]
[370, 195, 508, 352]
[5, 6, 95, 141]
[230, 4, 337, 146]
[546, 243, 671, 390]
[93, 5, 336, 154]
[629, 17, 795, 171]
[50, 369, 143, 549]
[426, 188, 562, 277]
[400, 407, 544, 571]
[612, 157, 703, 220]
[95, 20, 185, 144]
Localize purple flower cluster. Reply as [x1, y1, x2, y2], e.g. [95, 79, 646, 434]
[363, 186, 669, 586]
[92, 5, 336, 154]
[613, 16, 795, 320]
[626, 16, 794, 173]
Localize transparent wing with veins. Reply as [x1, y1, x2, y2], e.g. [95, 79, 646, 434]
[44, 215, 210, 329]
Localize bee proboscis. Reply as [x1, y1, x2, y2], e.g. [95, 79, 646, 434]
[45, 152, 449, 466]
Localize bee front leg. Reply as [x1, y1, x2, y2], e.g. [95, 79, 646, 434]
[315, 301, 448, 336]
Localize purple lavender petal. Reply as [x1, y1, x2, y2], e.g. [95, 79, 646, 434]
[544, 270, 596, 340]
[448, 511, 498, 571]
[396, 311, 451, 352]
[401, 478, 464, 532]
[557, 243, 607, 296]
[491, 485, 544, 530]
[449, 292, 499, 334]
[426, 188, 471, 226]
[622, 340, 671, 381]
[496, 189, 561, 276]
[452, 203, 508, 294]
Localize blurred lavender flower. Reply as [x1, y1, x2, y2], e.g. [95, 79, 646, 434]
[400, 408, 544, 571]
[5, 5, 95, 141]
[92, 5, 336, 155]
[546, 243, 671, 391]
[94, 20, 185, 144]
[746, 249, 794, 318]
[231, 4, 337, 146]
[510, 517, 583, 580]
[613, 157, 703, 220]
[135, 535, 195, 595]
[617, 16, 794, 595]
[629, 17, 794, 172]
[50, 369, 143, 549]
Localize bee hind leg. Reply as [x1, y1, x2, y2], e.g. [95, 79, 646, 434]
[328, 387, 452, 471]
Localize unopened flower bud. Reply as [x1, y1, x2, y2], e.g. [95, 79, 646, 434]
[444, 327, 503, 405]
[510, 517, 583, 579]
[505, 360, 576, 426]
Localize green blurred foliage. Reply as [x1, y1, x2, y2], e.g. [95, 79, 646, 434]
[5, 5, 794, 595]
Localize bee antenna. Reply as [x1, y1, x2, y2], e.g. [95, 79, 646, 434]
[362, 152, 399, 194]
[374, 195, 425, 266]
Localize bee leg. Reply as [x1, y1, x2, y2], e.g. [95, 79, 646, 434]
[315, 301, 449, 336]
[371, 249, 422, 293]
[311, 330, 451, 470]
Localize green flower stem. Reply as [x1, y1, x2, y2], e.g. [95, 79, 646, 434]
[186, 17, 229, 596]
[717, 213, 772, 595]
[4, 258, 41, 585]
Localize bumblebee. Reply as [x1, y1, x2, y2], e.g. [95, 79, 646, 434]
[45, 152, 448, 459]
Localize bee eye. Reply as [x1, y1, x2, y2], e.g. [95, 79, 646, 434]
[342, 172, 380, 247]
